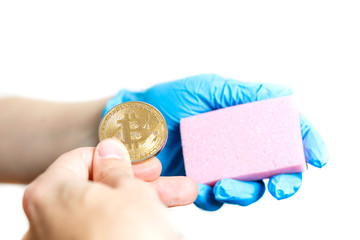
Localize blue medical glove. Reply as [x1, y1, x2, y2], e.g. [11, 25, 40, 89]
[103, 74, 329, 211]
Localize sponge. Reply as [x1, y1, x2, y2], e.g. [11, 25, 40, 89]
[180, 96, 306, 186]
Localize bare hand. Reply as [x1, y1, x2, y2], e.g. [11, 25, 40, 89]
[22, 139, 197, 240]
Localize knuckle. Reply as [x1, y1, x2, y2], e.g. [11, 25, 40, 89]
[23, 181, 47, 215]
[24, 183, 43, 204]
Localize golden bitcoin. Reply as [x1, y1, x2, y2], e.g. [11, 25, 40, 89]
[99, 101, 168, 163]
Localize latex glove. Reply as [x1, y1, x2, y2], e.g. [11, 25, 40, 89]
[103, 74, 329, 211]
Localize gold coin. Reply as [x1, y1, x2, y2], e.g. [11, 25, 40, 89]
[98, 101, 168, 163]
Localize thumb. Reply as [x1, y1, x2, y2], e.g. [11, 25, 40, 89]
[93, 138, 134, 188]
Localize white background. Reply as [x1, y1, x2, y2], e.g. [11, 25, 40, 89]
[1, 1, 359, 239]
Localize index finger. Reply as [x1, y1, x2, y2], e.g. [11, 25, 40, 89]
[132, 157, 162, 182]
[23, 147, 95, 218]
[45, 147, 95, 182]
[300, 115, 329, 168]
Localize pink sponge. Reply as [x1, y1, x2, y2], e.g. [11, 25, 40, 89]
[180, 96, 306, 186]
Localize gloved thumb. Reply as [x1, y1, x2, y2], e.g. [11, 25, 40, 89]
[93, 139, 134, 188]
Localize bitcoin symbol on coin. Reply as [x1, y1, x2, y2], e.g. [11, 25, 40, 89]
[117, 112, 149, 150]
[98, 101, 167, 163]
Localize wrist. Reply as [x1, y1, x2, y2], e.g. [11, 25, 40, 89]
[78, 98, 111, 147]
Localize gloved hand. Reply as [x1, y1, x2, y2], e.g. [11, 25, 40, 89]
[103, 74, 329, 211]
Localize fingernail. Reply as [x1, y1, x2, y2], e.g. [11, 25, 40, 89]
[97, 139, 126, 159]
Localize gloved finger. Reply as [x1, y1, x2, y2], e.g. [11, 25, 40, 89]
[132, 157, 162, 182]
[215, 78, 294, 108]
[149, 176, 198, 207]
[268, 173, 302, 200]
[194, 184, 223, 211]
[300, 115, 329, 168]
[179, 74, 294, 110]
[213, 179, 265, 206]
[93, 138, 134, 188]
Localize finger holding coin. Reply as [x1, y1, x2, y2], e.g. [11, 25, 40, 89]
[132, 156, 162, 182]
[99, 102, 197, 207]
